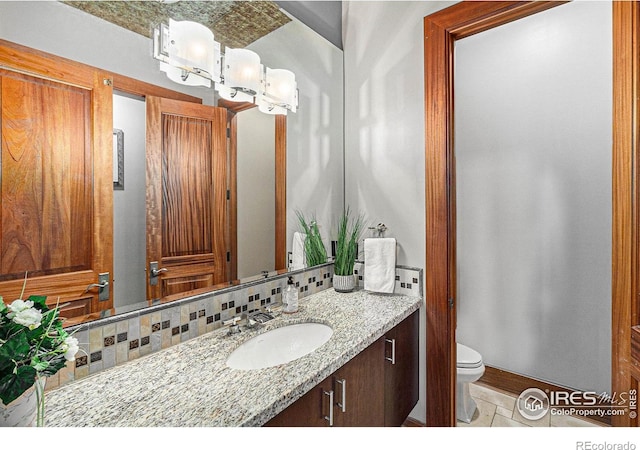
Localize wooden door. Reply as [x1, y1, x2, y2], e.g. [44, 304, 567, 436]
[0, 40, 113, 318]
[146, 97, 229, 302]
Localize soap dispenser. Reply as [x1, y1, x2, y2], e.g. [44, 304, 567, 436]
[283, 276, 298, 314]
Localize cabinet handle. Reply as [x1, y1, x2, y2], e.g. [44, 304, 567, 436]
[335, 378, 347, 413]
[385, 338, 396, 365]
[323, 390, 334, 426]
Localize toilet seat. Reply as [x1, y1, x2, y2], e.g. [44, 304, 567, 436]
[457, 343, 482, 369]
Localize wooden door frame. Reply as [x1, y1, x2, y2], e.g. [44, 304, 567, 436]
[219, 99, 288, 277]
[424, 0, 638, 426]
[612, 0, 640, 427]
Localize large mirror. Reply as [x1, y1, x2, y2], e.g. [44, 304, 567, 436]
[0, 1, 344, 322]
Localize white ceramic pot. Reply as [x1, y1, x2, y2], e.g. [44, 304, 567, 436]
[333, 274, 355, 293]
[0, 378, 45, 427]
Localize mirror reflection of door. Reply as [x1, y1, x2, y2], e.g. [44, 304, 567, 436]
[0, 50, 113, 320]
[236, 108, 275, 279]
[146, 96, 229, 303]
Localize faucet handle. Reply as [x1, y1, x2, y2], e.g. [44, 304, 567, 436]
[223, 316, 242, 335]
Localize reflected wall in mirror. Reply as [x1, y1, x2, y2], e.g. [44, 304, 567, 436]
[236, 108, 276, 279]
[113, 92, 146, 311]
[0, 1, 343, 325]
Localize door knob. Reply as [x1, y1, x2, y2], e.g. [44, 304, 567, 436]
[150, 267, 168, 277]
[149, 261, 168, 286]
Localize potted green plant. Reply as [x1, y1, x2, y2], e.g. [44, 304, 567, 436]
[0, 278, 80, 427]
[333, 207, 365, 293]
[296, 210, 328, 267]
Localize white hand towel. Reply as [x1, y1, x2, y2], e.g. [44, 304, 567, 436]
[291, 232, 307, 270]
[364, 238, 397, 294]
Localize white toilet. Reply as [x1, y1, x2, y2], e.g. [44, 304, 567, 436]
[456, 343, 485, 423]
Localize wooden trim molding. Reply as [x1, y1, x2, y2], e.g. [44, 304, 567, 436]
[219, 102, 288, 272]
[478, 366, 611, 426]
[275, 115, 287, 271]
[111, 73, 202, 104]
[402, 417, 426, 427]
[611, 0, 640, 428]
[0, 38, 201, 104]
[425, 0, 638, 428]
[424, 1, 572, 427]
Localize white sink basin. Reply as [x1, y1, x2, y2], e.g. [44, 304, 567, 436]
[226, 322, 333, 370]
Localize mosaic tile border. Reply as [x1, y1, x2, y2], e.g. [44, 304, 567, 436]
[44, 262, 422, 393]
[354, 262, 423, 298]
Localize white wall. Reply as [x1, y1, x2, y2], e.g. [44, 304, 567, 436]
[113, 93, 147, 309]
[237, 109, 276, 279]
[454, 1, 612, 394]
[249, 18, 344, 256]
[343, 0, 457, 423]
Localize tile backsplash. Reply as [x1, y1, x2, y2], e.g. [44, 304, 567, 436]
[45, 263, 422, 392]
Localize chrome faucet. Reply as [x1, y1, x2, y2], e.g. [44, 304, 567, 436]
[222, 316, 242, 335]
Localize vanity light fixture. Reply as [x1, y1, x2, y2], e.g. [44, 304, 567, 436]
[257, 67, 298, 115]
[152, 19, 298, 115]
[153, 19, 221, 88]
[216, 47, 262, 102]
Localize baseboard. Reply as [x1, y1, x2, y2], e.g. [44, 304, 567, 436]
[402, 417, 425, 427]
[477, 366, 611, 426]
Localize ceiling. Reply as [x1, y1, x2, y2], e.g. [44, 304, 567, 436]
[62, 1, 292, 49]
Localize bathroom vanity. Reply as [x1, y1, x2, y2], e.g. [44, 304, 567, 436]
[44, 288, 421, 427]
[265, 307, 419, 427]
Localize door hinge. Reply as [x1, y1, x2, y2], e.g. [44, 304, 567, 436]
[103, 78, 113, 86]
[448, 298, 454, 309]
[226, 127, 231, 138]
[226, 189, 230, 200]
[227, 251, 231, 262]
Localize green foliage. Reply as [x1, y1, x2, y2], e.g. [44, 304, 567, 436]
[334, 207, 365, 276]
[296, 210, 328, 267]
[0, 290, 79, 408]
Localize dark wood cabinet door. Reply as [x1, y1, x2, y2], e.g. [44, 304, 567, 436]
[264, 376, 334, 427]
[333, 337, 385, 427]
[384, 310, 420, 426]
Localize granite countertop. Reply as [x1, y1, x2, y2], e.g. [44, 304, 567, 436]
[45, 288, 422, 427]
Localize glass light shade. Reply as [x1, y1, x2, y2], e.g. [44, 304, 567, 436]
[222, 47, 261, 95]
[160, 19, 220, 86]
[264, 68, 297, 106]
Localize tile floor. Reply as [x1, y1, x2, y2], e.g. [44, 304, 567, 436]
[456, 383, 604, 427]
